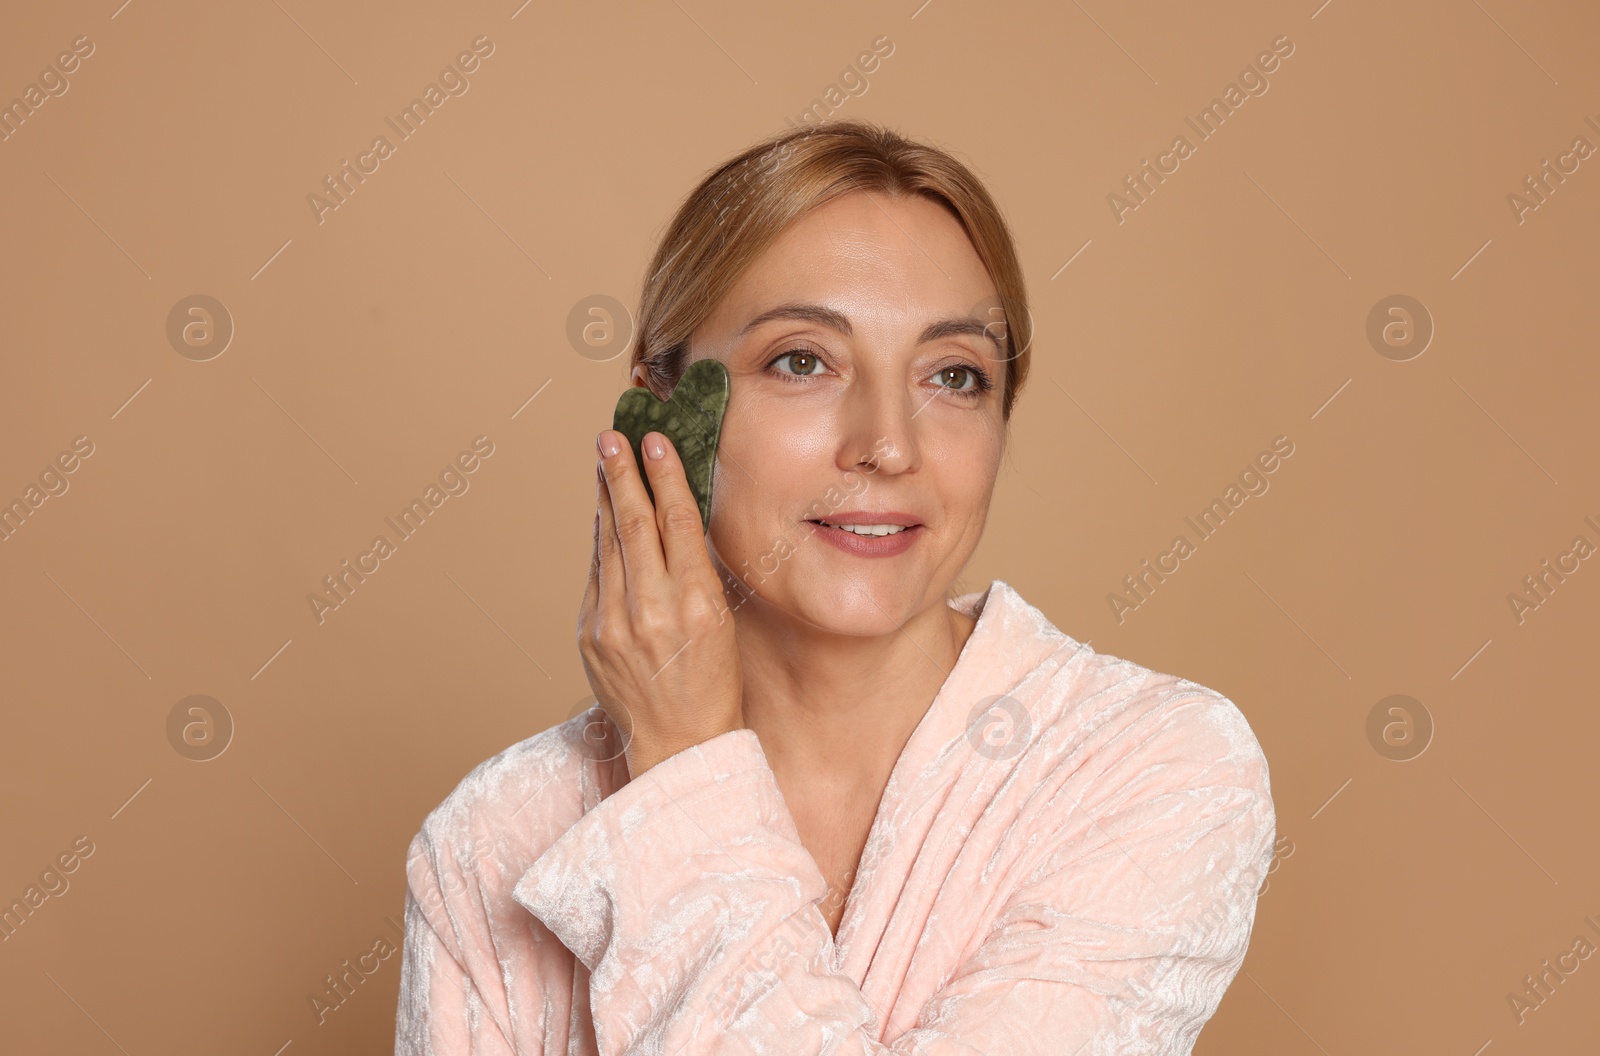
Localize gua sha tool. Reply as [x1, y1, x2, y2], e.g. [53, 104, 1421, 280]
[610, 358, 729, 530]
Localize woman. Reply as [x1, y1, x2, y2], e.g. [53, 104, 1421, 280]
[396, 120, 1275, 1055]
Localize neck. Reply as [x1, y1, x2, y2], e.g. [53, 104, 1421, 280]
[731, 589, 978, 790]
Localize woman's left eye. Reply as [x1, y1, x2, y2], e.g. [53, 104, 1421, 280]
[769, 349, 826, 378]
[766, 350, 993, 399]
[933, 365, 994, 398]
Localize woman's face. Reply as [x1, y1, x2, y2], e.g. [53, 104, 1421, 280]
[655, 189, 1009, 635]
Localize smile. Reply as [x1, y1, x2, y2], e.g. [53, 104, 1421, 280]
[812, 521, 909, 536]
[804, 518, 925, 558]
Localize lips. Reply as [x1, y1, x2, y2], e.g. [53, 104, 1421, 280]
[804, 515, 925, 557]
[805, 511, 923, 528]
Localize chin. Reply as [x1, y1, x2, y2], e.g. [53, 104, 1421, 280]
[772, 566, 937, 634]
[710, 524, 950, 630]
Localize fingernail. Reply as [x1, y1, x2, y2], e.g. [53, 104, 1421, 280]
[598, 430, 621, 458]
[644, 433, 666, 460]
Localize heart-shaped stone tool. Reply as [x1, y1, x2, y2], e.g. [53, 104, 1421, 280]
[610, 358, 729, 530]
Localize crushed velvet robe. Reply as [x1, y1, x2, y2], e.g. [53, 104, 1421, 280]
[395, 579, 1276, 1055]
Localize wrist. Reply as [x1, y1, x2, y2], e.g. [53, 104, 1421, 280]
[625, 723, 745, 778]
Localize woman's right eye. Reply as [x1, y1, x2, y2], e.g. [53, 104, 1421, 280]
[768, 349, 827, 381]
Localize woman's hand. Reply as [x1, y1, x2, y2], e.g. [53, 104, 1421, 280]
[579, 428, 745, 778]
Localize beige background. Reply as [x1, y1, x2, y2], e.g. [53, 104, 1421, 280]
[3, 0, 1598, 1052]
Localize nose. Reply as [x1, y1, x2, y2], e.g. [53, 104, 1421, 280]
[836, 375, 919, 477]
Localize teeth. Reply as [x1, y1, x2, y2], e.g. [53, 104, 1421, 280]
[825, 523, 908, 536]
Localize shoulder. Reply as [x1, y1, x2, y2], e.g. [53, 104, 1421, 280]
[997, 631, 1276, 886]
[954, 641, 1280, 968]
[1076, 649, 1269, 784]
[1036, 639, 1271, 803]
[977, 582, 1269, 799]
[976, 639, 1279, 1045]
[404, 712, 601, 923]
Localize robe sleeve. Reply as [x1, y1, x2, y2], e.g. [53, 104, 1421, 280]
[509, 707, 1276, 1056]
[395, 829, 520, 1055]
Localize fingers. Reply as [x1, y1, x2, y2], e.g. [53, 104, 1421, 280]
[595, 454, 626, 617]
[636, 431, 710, 577]
[584, 476, 603, 620]
[597, 430, 666, 593]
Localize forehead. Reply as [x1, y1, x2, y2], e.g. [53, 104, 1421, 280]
[699, 190, 1001, 343]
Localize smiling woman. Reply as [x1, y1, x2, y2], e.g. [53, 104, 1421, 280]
[395, 120, 1276, 1056]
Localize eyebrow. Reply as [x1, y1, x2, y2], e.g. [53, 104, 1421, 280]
[736, 303, 1003, 350]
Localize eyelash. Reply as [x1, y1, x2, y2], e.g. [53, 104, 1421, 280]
[766, 347, 995, 399]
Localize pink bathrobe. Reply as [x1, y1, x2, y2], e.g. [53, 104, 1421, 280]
[395, 579, 1276, 1055]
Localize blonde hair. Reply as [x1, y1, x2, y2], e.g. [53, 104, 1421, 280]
[631, 120, 1033, 421]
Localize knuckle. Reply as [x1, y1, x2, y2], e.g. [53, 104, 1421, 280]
[603, 455, 633, 488]
[661, 500, 704, 537]
[681, 583, 727, 630]
[616, 511, 656, 546]
[588, 613, 621, 651]
[630, 596, 668, 635]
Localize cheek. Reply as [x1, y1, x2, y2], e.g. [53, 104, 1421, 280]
[929, 429, 1002, 491]
[736, 398, 833, 453]
[708, 410, 818, 566]
[714, 400, 831, 501]
[706, 461, 765, 566]
[708, 500, 789, 589]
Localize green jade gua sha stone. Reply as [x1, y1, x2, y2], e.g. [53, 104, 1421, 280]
[610, 358, 729, 531]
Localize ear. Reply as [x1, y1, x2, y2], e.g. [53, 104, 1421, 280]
[629, 365, 650, 389]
